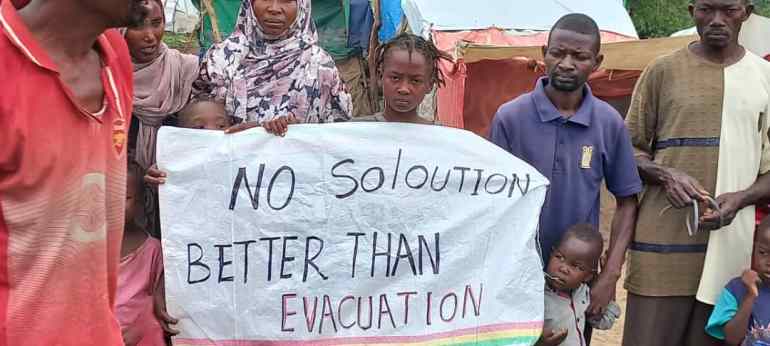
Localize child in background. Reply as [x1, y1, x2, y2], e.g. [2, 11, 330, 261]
[358, 32, 451, 124]
[144, 99, 232, 185]
[173, 98, 233, 130]
[706, 217, 770, 346]
[118, 160, 177, 345]
[538, 224, 615, 346]
[225, 32, 452, 136]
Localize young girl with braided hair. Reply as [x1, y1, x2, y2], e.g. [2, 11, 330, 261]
[356, 32, 452, 124]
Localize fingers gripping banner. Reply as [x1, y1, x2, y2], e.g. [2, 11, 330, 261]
[157, 123, 549, 346]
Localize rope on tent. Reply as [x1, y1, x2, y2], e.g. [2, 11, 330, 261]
[201, 0, 222, 43]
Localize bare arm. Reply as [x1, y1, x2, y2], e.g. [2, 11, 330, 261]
[701, 173, 770, 230]
[153, 275, 180, 335]
[635, 154, 669, 186]
[724, 294, 756, 346]
[740, 173, 770, 207]
[588, 195, 637, 316]
[605, 195, 637, 279]
[724, 270, 760, 346]
[636, 155, 709, 208]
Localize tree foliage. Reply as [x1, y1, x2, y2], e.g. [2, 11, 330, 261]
[628, 0, 770, 38]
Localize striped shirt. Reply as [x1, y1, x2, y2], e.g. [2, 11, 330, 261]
[0, 1, 133, 344]
[625, 46, 770, 301]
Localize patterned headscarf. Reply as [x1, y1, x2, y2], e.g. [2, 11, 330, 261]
[193, 0, 352, 123]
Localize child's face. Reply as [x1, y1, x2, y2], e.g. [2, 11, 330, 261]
[179, 102, 231, 131]
[546, 237, 599, 291]
[753, 228, 770, 283]
[381, 49, 433, 115]
[125, 173, 139, 225]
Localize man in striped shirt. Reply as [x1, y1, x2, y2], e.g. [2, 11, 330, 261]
[0, 0, 149, 344]
[623, 0, 770, 345]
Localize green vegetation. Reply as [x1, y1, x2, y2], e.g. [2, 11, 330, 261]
[628, 0, 770, 38]
[163, 32, 199, 54]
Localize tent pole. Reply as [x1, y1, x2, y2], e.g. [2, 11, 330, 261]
[201, 0, 222, 43]
[368, 0, 382, 112]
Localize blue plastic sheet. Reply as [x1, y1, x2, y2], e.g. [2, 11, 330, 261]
[379, 0, 403, 42]
[349, 0, 374, 51]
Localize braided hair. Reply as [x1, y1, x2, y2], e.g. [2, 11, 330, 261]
[374, 33, 452, 88]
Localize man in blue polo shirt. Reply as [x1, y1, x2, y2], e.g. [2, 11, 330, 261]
[489, 13, 642, 327]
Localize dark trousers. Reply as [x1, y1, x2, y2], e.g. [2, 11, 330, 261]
[622, 293, 722, 346]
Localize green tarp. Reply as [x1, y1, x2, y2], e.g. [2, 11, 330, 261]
[312, 0, 355, 61]
[193, 0, 362, 60]
[192, 0, 242, 51]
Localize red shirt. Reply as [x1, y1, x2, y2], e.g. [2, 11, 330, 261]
[0, 0, 30, 7]
[0, 1, 132, 345]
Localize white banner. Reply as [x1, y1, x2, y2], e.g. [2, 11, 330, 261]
[157, 123, 548, 345]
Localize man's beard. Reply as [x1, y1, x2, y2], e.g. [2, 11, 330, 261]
[549, 74, 583, 93]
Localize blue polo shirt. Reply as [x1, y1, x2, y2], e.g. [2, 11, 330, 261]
[490, 77, 642, 263]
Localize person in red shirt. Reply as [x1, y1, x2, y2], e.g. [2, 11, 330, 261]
[0, 0, 150, 345]
[0, 0, 30, 7]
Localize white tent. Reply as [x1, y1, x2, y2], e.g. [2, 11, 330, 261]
[672, 14, 770, 58]
[402, 0, 638, 39]
[164, 0, 200, 33]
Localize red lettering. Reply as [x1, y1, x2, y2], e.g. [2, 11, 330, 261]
[319, 295, 338, 334]
[281, 293, 297, 332]
[303, 296, 318, 332]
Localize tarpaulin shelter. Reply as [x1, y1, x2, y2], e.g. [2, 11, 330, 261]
[449, 34, 696, 136]
[402, 0, 639, 39]
[376, 0, 404, 41]
[191, 0, 375, 55]
[314, 0, 377, 116]
[164, 0, 199, 33]
[400, 0, 694, 137]
[313, 0, 374, 60]
[192, 0, 241, 51]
